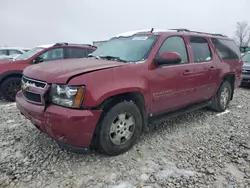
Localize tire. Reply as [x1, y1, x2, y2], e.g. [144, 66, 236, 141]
[0, 77, 21, 102]
[209, 81, 232, 112]
[96, 101, 143, 156]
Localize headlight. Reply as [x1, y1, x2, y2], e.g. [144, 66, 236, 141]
[50, 84, 85, 108]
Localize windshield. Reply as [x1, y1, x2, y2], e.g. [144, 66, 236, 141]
[90, 35, 158, 62]
[14, 47, 44, 60]
[243, 53, 250, 62]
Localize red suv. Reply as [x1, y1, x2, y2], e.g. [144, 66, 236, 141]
[0, 43, 96, 101]
[16, 29, 243, 156]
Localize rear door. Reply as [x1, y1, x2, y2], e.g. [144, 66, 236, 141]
[150, 35, 196, 114]
[189, 36, 219, 102]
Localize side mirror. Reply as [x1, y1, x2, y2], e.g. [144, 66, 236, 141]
[155, 52, 182, 66]
[33, 56, 44, 64]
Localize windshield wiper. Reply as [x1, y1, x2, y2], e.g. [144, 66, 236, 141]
[99, 55, 128, 63]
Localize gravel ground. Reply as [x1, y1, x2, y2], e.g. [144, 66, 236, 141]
[0, 87, 250, 188]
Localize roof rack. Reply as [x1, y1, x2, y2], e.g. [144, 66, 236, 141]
[169, 28, 227, 37]
[53, 42, 97, 48]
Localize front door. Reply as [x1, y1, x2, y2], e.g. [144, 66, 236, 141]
[150, 36, 196, 115]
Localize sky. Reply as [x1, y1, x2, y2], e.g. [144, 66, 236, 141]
[0, 0, 250, 47]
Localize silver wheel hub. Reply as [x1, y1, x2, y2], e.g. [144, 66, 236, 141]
[109, 113, 135, 145]
[220, 87, 229, 108]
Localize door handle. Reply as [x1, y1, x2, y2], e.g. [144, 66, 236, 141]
[183, 69, 192, 75]
[209, 66, 215, 71]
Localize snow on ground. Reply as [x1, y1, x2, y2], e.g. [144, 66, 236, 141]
[0, 87, 250, 188]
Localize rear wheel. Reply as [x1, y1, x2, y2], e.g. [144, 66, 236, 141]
[96, 101, 143, 156]
[209, 81, 232, 112]
[1, 77, 21, 102]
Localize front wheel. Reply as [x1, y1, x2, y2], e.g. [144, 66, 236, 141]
[1, 77, 21, 102]
[209, 81, 232, 112]
[96, 101, 143, 156]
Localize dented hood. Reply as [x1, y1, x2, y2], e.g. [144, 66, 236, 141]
[23, 58, 126, 83]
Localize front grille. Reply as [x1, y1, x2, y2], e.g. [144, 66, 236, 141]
[242, 69, 250, 75]
[22, 76, 47, 89]
[22, 90, 42, 103]
[21, 76, 47, 104]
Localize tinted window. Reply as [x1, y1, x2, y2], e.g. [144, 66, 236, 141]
[66, 48, 87, 58]
[0, 50, 8, 55]
[190, 37, 212, 63]
[158, 36, 188, 63]
[211, 38, 240, 60]
[9, 50, 22, 55]
[39, 48, 64, 62]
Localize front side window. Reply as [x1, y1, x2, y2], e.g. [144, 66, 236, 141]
[39, 48, 64, 62]
[212, 38, 240, 60]
[14, 47, 44, 61]
[190, 37, 212, 63]
[157, 36, 188, 63]
[90, 35, 158, 62]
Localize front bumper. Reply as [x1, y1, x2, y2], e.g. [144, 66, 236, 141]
[241, 74, 250, 85]
[16, 91, 102, 151]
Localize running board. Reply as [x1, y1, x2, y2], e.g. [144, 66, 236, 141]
[148, 100, 211, 125]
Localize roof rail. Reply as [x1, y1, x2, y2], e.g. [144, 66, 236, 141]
[169, 28, 227, 37]
[53, 43, 97, 48]
[54, 42, 68, 46]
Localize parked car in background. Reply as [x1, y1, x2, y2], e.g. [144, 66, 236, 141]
[0, 42, 96, 101]
[241, 51, 250, 85]
[16, 29, 242, 156]
[0, 47, 30, 60]
[240, 46, 250, 56]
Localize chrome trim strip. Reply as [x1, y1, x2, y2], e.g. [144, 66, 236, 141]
[22, 76, 47, 89]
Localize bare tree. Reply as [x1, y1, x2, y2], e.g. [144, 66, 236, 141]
[234, 21, 250, 46]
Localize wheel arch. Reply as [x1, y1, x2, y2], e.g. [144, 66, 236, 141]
[0, 70, 23, 86]
[98, 91, 148, 128]
[221, 73, 235, 100]
[91, 91, 148, 149]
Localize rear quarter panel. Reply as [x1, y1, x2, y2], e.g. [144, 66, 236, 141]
[208, 38, 243, 91]
[222, 59, 243, 88]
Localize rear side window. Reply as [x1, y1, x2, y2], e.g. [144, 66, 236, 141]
[66, 48, 87, 59]
[0, 50, 8, 55]
[9, 50, 22, 55]
[190, 37, 212, 63]
[211, 38, 240, 60]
